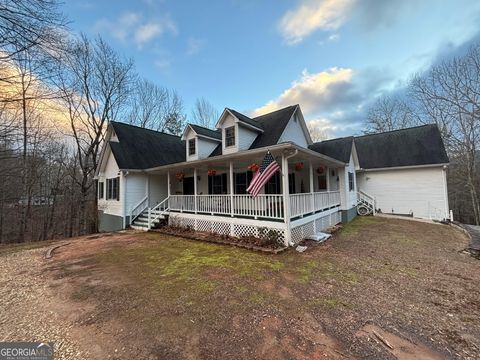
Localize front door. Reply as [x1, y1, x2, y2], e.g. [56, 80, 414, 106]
[183, 176, 194, 195]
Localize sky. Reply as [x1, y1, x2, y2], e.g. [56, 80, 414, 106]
[63, 0, 480, 137]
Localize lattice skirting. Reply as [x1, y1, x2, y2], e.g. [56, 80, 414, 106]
[168, 214, 286, 245]
[291, 211, 341, 245]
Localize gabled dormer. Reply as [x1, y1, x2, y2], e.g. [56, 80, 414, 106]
[215, 108, 263, 154]
[181, 124, 221, 161]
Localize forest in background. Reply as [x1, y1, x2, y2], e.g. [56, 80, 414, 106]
[1, 1, 478, 244]
[0, 0, 222, 243]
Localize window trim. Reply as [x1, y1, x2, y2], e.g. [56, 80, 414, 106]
[106, 177, 120, 201]
[98, 181, 104, 199]
[348, 172, 354, 192]
[188, 138, 196, 156]
[225, 126, 235, 148]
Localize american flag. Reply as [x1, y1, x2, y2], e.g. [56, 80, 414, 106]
[247, 150, 280, 198]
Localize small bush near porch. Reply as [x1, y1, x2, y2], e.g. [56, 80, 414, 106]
[2, 217, 479, 359]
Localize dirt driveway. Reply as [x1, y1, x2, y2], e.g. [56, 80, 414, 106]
[0, 217, 478, 359]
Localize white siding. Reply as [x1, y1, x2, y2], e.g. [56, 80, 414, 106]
[221, 114, 238, 155]
[97, 149, 123, 217]
[278, 114, 309, 147]
[185, 130, 198, 161]
[339, 153, 357, 210]
[149, 174, 168, 207]
[356, 166, 449, 220]
[238, 126, 258, 150]
[185, 127, 219, 161]
[125, 174, 147, 216]
[198, 138, 218, 159]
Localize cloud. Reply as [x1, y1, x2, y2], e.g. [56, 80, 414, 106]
[94, 12, 176, 47]
[278, 0, 422, 44]
[279, 0, 355, 44]
[253, 67, 356, 116]
[253, 67, 395, 137]
[186, 37, 206, 56]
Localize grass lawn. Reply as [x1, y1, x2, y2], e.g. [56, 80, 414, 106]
[43, 217, 479, 359]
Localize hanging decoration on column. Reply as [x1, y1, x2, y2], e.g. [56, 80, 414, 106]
[294, 162, 304, 171]
[208, 168, 217, 177]
[175, 172, 184, 182]
[247, 163, 259, 172]
[317, 166, 326, 175]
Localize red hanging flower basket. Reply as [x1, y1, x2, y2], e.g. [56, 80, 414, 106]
[248, 163, 260, 173]
[294, 162, 304, 171]
[175, 172, 184, 182]
[208, 168, 217, 177]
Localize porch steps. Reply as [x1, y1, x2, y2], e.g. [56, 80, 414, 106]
[131, 209, 168, 231]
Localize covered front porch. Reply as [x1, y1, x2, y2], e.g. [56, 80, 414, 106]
[142, 144, 344, 223]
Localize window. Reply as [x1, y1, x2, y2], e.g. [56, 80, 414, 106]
[348, 172, 354, 191]
[106, 177, 119, 200]
[264, 172, 281, 194]
[188, 138, 196, 156]
[288, 173, 296, 194]
[318, 175, 327, 191]
[225, 126, 235, 147]
[234, 171, 253, 194]
[208, 173, 228, 194]
[98, 181, 104, 199]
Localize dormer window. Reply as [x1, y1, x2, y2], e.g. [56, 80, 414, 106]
[188, 139, 196, 155]
[225, 126, 235, 147]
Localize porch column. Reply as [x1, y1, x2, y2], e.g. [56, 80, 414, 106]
[281, 153, 291, 246]
[229, 161, 234, 217]
[309, 162, 314, 213]
[194, 168, 198, 214]
[326, 167, 330, 191]
[167, 171, 171, 197]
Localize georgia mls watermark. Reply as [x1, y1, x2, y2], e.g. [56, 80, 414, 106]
[0, 342, 54, 360]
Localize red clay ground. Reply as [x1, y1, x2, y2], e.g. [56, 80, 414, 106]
[1, 217, 479, 359]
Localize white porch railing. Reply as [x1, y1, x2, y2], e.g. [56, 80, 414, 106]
[168, 192, 340, 221]
[290, 191, 340, 218]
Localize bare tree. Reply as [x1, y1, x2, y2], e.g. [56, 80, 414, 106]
[0, 0, 66, 63]
[191, 97, 219, 129]
[410, 45, 480, 224]
[128, 79, 186, 134]
[56, 34, 134, 234]
[307, 122, 330, 142]
[365, 95, 420, 134]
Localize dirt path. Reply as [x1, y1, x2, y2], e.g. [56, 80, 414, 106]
[0, 245, 88, 359]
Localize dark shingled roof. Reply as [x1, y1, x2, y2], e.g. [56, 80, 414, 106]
[189, 124, 221, 140]
[308, 137, 353, 163]
[354, 124, 449, 169]
[249, 105, 298, 149]
[227, 108, 263, 130]
[209, 105, 298, 157]
[309, 124, 449, 169]
[109, 121, 185, 169]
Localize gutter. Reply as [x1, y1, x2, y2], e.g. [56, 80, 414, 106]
[357, 163, 449, 172]
[141, 142, 345, 173]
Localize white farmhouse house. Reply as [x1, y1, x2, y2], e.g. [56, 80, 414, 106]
[95, 105, 450, 246]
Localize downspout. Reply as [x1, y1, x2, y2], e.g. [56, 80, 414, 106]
[122, 171, 128, 229]
[442, 165, 450, 221]
[282, 149, 298, 247]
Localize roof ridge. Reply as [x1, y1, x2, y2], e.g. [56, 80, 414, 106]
[111, 121, 181, 138]
[311, 136, 354, 145]
[354, 124, 436, 139]
[252, 104, 297, 120]
[189, 123, 220, 132]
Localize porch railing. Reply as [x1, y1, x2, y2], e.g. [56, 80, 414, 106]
[290, 191, 340, 218]
[168, 191, 340, 221]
